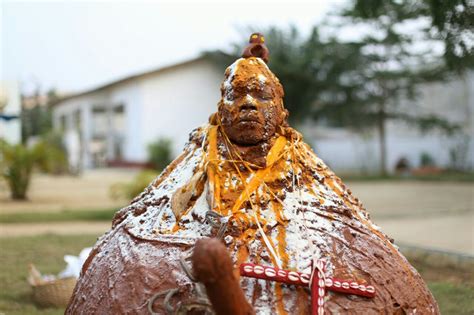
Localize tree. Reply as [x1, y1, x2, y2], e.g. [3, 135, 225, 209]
[21, 88, 57, 143]
[0, 140, 37, 200]
[334, 0, 463, 174]
[349, 0, 474, 72]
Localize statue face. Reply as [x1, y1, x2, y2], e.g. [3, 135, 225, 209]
[218, 58, 286, 146]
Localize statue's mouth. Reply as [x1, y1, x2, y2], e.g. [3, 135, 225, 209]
[237, 114, 262, 126]
[237, 120, 262, 128]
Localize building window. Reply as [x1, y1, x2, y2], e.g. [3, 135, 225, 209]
[92, 106, 107, 138]
[112, 104, 125, 160]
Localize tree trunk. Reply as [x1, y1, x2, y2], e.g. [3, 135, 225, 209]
[377, 102, 387, 176]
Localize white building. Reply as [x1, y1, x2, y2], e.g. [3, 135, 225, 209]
[52, 56, 223, 169]
[52, 57, 473, 172]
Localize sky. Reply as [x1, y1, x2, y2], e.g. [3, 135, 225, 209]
[1, 0, 348, 95]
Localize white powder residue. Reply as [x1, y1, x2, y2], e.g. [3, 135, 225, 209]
[177, 185, 212, 239]
[282, 190, 338, 274]
[222, 59, 242, 106]
[126, 139, 207, 242]
[245, 94, 256, 104]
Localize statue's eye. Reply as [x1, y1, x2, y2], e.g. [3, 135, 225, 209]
[256, 89, 272, 101]
[225, 93, 235, 101]
[260, 93, 272, 101]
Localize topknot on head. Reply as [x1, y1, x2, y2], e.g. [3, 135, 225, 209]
[249, 32, 265, 44]
[242, 32, 270, 63]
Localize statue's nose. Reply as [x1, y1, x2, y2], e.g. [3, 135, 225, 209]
[239, 103, 257, 112]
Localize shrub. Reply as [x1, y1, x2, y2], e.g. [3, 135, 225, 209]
[32, 132, 68, 175]
[0, 140, 37, 200]
[147, 138, 172, 171]
[420, 152, 436, 167]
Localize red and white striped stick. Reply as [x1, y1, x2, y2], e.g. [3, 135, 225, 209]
[311, 259, 326, 315]
[240, 260, 375, 315]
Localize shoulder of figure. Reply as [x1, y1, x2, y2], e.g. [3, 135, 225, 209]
[188, 124, 210, 147]
[280, 126, 303, 142]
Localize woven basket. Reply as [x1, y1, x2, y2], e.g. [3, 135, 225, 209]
[32, 277, 77, 308]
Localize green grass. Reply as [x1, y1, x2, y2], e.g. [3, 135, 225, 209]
[429, 282, 474, 314]
[0, 234, 100, 315]
[0, 208, 116, 224]
[1, 234, 473, 314]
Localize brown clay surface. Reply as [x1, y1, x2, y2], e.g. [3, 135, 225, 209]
[66, 125, 439, 314]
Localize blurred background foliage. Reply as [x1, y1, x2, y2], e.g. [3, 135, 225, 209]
[0, 140, 37, 200]
[32, 132, 69, 175]
[0, 135, 68, 200]
[1, 87, 68, 200]
[147, 138, 173, 171]
[21, 89, 58, 143]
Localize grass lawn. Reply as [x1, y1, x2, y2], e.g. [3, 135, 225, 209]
[428, 282, 474, 314]
[0, 234, 100, 315]
[0, 208, 116, 224]
[0, 234, 473, 314]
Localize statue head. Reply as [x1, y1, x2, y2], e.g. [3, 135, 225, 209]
[217, 57, 287, 145]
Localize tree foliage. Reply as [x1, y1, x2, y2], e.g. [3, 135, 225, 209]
[0, 140, 37, 200]
[350, 0, 473, 72]
[21, 88, 58, 143]
[337, 0, 465, 173]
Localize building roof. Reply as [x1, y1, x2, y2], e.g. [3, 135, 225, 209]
[52, 54, 224, 106]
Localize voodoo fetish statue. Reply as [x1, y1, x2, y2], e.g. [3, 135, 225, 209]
[66, 33, 439, 315]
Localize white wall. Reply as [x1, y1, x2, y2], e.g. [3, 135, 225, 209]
[307, 126, 472, 174]
[53, 91, 109, 169]
[140, 59, 222, 159]
[305, 72, 474, 173]
[53, 58, 223, 168]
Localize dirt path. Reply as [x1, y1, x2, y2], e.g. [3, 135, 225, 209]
[0, 221, 110, 237]
[0, 168, 138, 213]
[347, 181, 473, 219]
[378, 212, 474, 255]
